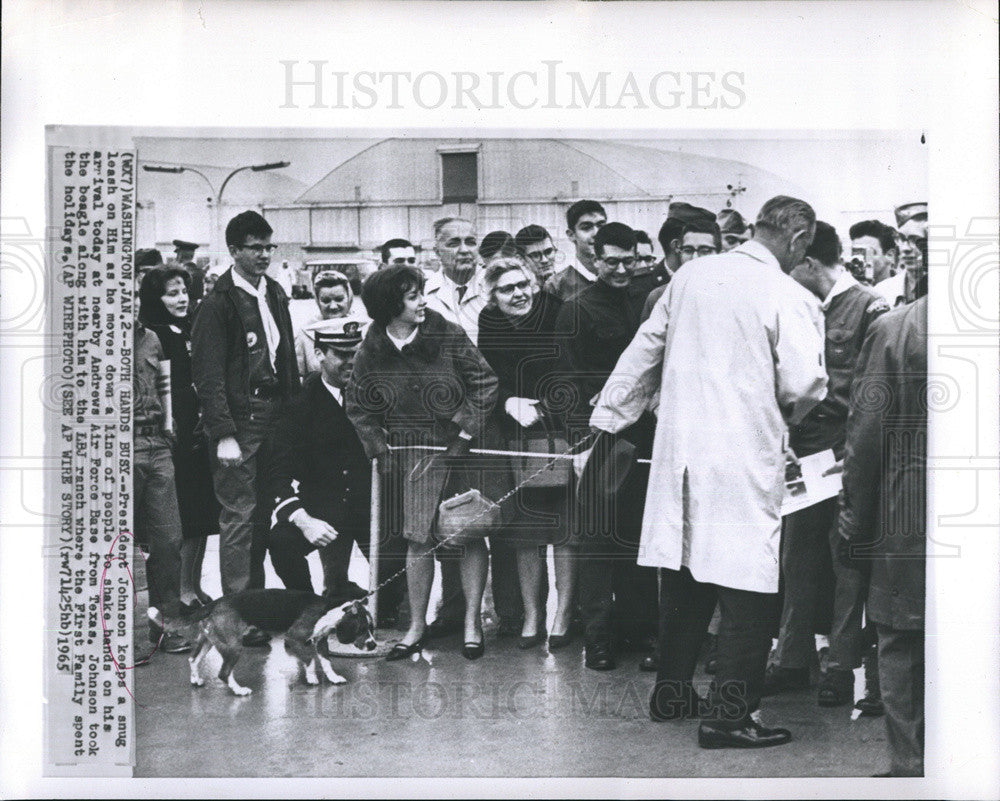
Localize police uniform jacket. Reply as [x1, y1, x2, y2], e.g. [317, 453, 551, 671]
[840, 296, 927, 630]
[790, 274, 890, 457]
[264, 372, 370, 537]
[191, 268, 300, 441]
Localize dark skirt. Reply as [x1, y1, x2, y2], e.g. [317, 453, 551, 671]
[173, 438, 221, 539]
[498, 486, 576, 547]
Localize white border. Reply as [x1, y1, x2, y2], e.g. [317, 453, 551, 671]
[2, 1, 998, 798]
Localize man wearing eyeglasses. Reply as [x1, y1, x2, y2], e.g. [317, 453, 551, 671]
[192, 211, 300, 636]
[875, 203, 927, 307]
[555, 222, 659, 673]
[514, 224, 560, 284]
[378, 238, 418, 269]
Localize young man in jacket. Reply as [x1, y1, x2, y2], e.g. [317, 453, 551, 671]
[191, 211, 300, 642]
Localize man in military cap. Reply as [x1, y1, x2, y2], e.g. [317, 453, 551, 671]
[172, 239, 205, 302]
[875, 203, 927, 307]
[135, 248, 165, 284]
[717, 208, 753, 251]
[640, 203, 721, 319]
[264, 320, 406, 616]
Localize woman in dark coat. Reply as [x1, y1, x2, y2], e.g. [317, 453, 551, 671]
[477, 249, 577, 649]
[139, 266, 220, 610]
[346, 266, 504, 660]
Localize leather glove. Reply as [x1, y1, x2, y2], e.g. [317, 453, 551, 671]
[443, 435, 472, 462]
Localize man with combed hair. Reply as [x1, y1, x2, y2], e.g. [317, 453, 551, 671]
[849, 219, 897, 286]
[544, 200, 607, 301]
[555, 221, 658, 673]
[192, 211, 300, 641]
[515, 224, 559, 284]
[378, 238, 417, 269]
[422, 216, 488, 345]
[591, 195, 828, 749]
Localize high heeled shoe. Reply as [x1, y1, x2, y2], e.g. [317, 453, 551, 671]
[385, 639, 424, 661]
[518, 629, 547, 650]
[462, 639, 485, 660]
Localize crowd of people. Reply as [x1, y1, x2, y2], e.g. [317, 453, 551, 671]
[132, 192, 928, 771]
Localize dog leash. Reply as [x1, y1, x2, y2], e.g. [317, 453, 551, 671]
[355, 429, 602, 606]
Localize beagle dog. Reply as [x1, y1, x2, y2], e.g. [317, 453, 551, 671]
[151, 589, 376, 695]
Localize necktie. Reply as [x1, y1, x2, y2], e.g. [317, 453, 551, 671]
[456, 284, 467, 304]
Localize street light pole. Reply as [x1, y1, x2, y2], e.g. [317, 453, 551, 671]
[142, 160, 291, 266]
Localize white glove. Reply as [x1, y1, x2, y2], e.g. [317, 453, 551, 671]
[505, 397, 541, 428]
[572, 446, 594, 480]
[290, 508, 339, 547]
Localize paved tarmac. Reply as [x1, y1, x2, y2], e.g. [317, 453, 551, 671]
[133, 542, 890, 778]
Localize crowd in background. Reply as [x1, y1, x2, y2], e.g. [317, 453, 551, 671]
[131, 191, 928, 771]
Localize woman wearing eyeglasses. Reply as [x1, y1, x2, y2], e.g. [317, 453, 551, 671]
[477, 248, 579, 650]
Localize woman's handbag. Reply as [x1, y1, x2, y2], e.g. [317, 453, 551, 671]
[435, 488, 502, 543]
[512, 415, 572, 488]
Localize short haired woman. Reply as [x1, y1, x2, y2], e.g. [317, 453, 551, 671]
[477, 249, 578, 650]
[347, 266, 506, 661]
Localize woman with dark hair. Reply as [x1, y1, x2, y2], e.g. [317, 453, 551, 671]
[139, 266, 220, 611]
[477, 249, 578, 649]
[346, 266, 504, 660]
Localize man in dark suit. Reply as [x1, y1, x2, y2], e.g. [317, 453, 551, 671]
[265, 321, 406, 618]
[839, 245, 928, 776]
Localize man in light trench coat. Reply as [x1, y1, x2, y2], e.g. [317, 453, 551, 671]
[590, 196, 829, 749]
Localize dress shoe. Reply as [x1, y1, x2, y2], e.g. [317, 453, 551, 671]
[162, 632, 193, 654]
[584, 644, 616, 671]
[698, 718, 792, 749]
[241, 627, 272, 648]
[385, 639, 424, 661]
[855, 691, 885, 717]
[762, 665, 810, 696]
[179, 599, 205, 618]
[424, 618, 463, 640]
[547, 632, 574, 650]
[518, 630, 546, 650]
[462, 639, 485, 660]
[817, 668, 853, 707]
[638, 652, 658, 672]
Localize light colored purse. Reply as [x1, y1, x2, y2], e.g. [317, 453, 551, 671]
[435, 488, 501, 544]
